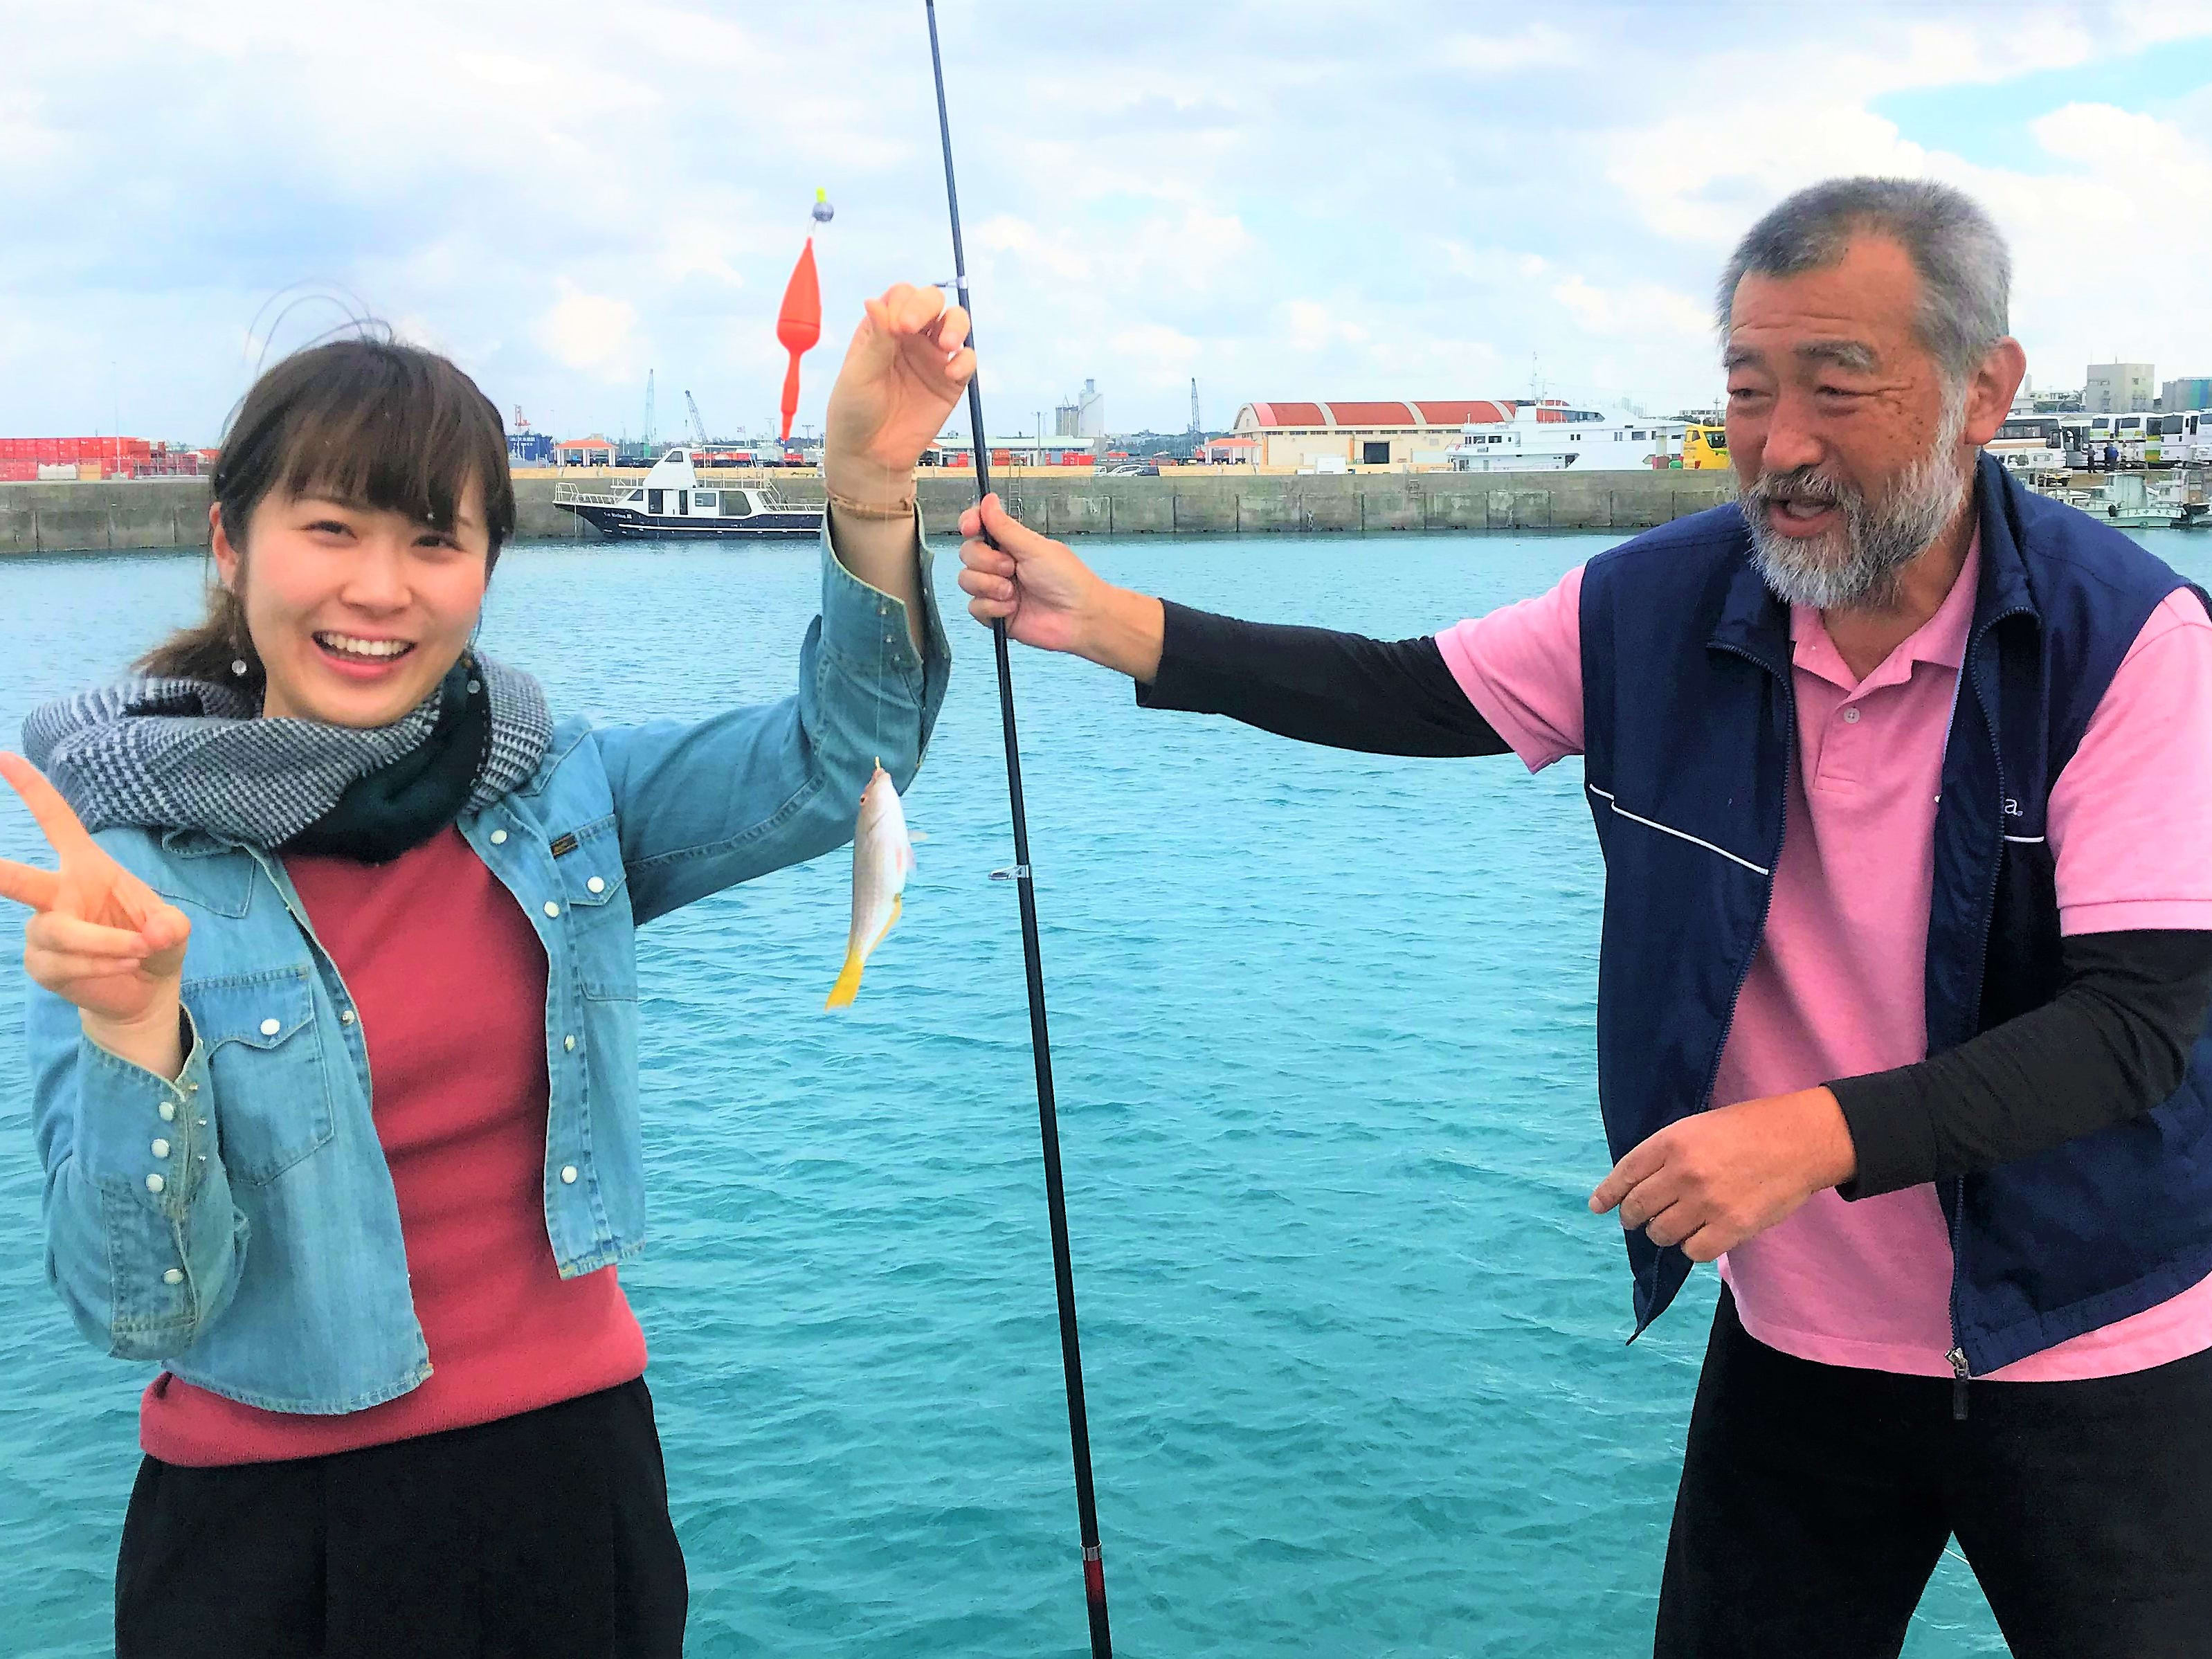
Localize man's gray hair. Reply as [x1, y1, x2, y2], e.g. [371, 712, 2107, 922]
[1716, 177, 2011, 383]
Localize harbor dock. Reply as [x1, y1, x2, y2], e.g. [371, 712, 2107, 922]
[0, 469, 1739, 556]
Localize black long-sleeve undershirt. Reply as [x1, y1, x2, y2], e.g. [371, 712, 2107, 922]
[1134, 599, 2212, 1192]
[1136, 601, 1510, 756]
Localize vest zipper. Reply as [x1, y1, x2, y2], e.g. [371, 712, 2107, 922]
[1943, 621, 2019, 1405]
[1696, 646, 1795, 1120]
[1651, 642, 1793, 1330]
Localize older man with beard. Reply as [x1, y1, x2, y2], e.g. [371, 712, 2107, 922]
[956, 176, 2212, 1657]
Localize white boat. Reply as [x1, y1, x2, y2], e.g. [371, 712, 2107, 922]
[2042, 470, 2184, 529]
[1450, 402, 1685, 472]
[553, 448, 824, 540]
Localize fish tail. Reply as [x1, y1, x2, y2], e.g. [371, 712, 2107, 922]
[824, 952, 865, 1010]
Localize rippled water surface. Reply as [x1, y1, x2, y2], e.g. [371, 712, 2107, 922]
[6, 525, 2208, 1656]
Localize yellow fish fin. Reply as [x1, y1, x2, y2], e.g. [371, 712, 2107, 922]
[825, 951, 865, 1010]
[824, 899, 900, 1010]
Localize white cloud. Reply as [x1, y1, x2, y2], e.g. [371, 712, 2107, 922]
[1440, 25, 1581, 75]
[535, 282, 642, 379]
[0, 1, 2208, 437]
[1282, 300, 1370, 354]
[1550, 276, 1710, 340]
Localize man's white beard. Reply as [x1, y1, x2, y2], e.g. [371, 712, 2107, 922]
[1744, 397, 1971, 612]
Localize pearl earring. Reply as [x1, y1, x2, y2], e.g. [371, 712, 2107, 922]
[231, 659, 249, 677]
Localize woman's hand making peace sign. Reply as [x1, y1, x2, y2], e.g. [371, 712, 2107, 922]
[0, 752, 190, 1077]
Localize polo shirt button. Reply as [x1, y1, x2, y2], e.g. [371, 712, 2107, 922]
[1842, 707, 1861, 724]
[260, 1017, 281, 1037]
[145, 1173, 165, 1195]
[587, 876, 606, 895]
[158, 1102, 176, 1123]
[341, 1010, 356, 1025]
[563, 1035, 577, 1052]
[560, 1165, 579, 1185]
[543, 901, 561, 918]
[152, 1139, 170, 1159]
[162, 1269, 183, 1286]
[490, 829, 509, 845]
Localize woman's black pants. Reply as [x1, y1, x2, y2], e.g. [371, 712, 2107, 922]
[116, 1378, 687, 1658]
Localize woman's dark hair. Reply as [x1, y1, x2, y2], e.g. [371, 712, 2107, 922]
[140, 338, 517, 689]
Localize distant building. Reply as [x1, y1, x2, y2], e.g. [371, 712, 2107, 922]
[1231, 399, 1519, 469]
[2161, 376, 2212, 413]
[1196, 434, 1258, 464]
[554, 434, 616, 466]
[1054, 379, 1105, 438]
[2085, 363, 2155, 415]
[508, 432, 554, 466]
[925, 433, 1096, 467]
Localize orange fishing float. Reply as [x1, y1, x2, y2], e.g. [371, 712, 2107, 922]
[774, 190, 832, 442]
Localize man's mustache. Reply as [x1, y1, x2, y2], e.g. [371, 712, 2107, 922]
[1747, 467, 1851, 508]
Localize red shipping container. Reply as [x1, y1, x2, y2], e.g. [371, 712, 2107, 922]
[0, 460, 33, 481]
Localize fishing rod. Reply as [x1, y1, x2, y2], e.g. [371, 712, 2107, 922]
[923, 4, 1112, 1654]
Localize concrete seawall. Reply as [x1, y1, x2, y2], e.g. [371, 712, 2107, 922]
[0, 470, 1736, 556]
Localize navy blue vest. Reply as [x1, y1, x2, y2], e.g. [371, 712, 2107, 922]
[1579, 454, 2212, 1374]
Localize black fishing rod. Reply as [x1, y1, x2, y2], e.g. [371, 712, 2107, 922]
[923, 4, 1112, 1654]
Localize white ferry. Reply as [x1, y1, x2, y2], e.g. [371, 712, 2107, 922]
[1450, 402, 1685, 471]
[552, 448, 825, 540]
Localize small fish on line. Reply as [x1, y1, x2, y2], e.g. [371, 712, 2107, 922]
[826, 763, 915, 1009]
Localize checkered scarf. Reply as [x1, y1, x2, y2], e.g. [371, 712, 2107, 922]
[21, 658, 550, 849]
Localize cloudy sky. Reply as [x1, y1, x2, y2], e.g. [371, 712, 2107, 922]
[3, 1, 2209, 446]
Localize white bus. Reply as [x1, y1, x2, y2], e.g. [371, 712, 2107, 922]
[1988, 416, 2065, 478]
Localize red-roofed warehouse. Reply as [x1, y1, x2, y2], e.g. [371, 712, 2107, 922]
[1232, 400, 1520, 469]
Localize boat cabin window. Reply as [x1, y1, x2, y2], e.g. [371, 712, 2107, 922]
[723, 491, 754, 518]
[694, 491, 716, 509]
[647, 489, 664, 514]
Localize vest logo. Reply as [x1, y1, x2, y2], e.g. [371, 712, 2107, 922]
[2003, 797, 2023, 818]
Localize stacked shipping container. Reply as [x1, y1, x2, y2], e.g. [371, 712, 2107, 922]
[0, 437, 200, 482]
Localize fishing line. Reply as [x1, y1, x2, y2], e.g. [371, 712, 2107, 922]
[923, 5, 1114, 1653]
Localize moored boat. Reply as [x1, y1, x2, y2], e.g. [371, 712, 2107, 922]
[553, 448, 825, 540]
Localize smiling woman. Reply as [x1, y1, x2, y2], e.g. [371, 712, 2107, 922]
[0, 291, 972, 1657]
[140, 339, 516, 723]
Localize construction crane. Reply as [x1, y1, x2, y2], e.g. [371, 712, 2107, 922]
[1188, 377, 1202, 434]
[684, 390, 710, 448]
[644, 370, 656, 450]
[511, 405, 531, 433]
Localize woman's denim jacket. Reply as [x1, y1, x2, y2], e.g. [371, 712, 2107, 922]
[25, 529, 949, 1413]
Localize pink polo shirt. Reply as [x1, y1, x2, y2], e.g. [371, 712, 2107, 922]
[1436, 538, 2212, 1380]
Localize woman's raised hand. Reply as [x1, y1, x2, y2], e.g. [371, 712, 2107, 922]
[822, 282, 976, 499]
[0, 754, 189, 1055]
[956, 494, 1166, 682]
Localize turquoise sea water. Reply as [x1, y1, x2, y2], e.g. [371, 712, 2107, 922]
[3, 525, 2208, 1658]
